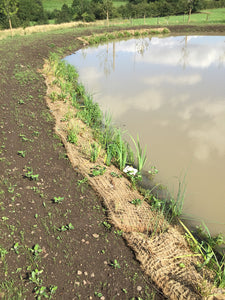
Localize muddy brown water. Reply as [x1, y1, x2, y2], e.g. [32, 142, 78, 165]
[65, 35, 225, 236]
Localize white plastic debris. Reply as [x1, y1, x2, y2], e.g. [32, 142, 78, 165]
[123, 165, 138, 176]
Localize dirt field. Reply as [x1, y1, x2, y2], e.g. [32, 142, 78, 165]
[0, 24, 225, 299]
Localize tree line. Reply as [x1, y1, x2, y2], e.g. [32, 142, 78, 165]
[0, 0, 225, 30]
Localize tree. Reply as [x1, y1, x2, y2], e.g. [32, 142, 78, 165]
[175, 0, 188, 15]
[17, 0, 47, 26]
[0, 0, 18, 34]
[56, 4, 72, 23]
[101, 0, 113, 23]
[187, 0, 203, 22]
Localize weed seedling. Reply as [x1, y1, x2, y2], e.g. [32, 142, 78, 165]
[18, 99, 25, 104]
[52, 196, 64, 204]
[29, 244, 42, 258]
[114, 229, 123, 236]
[131, 198, 142, 206]
[50, 91, 58, 102]
[49, 284, 58, 294]
[33, 131, 40, 137]
[110, 259, 121, 269]
[24, 167, 39, 181]
[17, 150, 26, 158]
[34, 286, 48, 299]
[19, 134, 33, 143]
[102, 221, 111, 230]
[0, 246, 8, 259]
[8, 183, 16, 193]
[94, 292, 103, 298]
[11, 242, 21, 255]
[90, 165, 106, 177]
[127, 171, 142, 190]
[57, 223, 74, 232]
[29, 269, 43, 285]
[110, 172, 122, 178]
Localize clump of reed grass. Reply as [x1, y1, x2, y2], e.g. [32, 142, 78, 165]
[76, 95, 103, 129]
[100, 112, 114, 147]
[67, 128, 78, 144]
[114, 129, 128, 171]
[130, 134, 147, 172]
[180, 220, 225, 288]
[90, 142, 101, 163]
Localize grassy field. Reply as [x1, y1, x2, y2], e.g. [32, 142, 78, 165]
[42, 0, 73, 11]
[130, 8, 225, 26]
[1, 6, 225, 41]
[42, 0, 225, 25]
[42, 0, 128, 11]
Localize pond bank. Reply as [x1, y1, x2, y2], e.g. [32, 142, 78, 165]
[42, 28, 225, 298]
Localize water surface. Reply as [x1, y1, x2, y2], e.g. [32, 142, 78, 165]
[65, 35, 225, 235]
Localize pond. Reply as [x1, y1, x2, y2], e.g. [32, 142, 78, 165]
[64, 35, 225, 236]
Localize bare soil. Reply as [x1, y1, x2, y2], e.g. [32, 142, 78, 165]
[0, 24, 225, 300]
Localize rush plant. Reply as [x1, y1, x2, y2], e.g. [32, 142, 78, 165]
[90, 142, 101, 163]
[113, 129, 128, 171]
[130, 134, 147, 172]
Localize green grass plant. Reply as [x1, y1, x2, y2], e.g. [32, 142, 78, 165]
[114, 129, 128, 171]
[67, 127, 78, 144]
[90, 142, 101, 163]
[101, 112, 114, 147]
[77, 177, 88, 188]
[130, 134, 147, 172]
[127, 171, 142, 190]
[77, 94, 103, 129]
[14, 64, 39, 85]
[105, 143, 115, 166]
[0, 245, 8, 259]
[180, 220, 225, 288]
[146, 175, 186, 223]
[0, 279, 24, 299]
